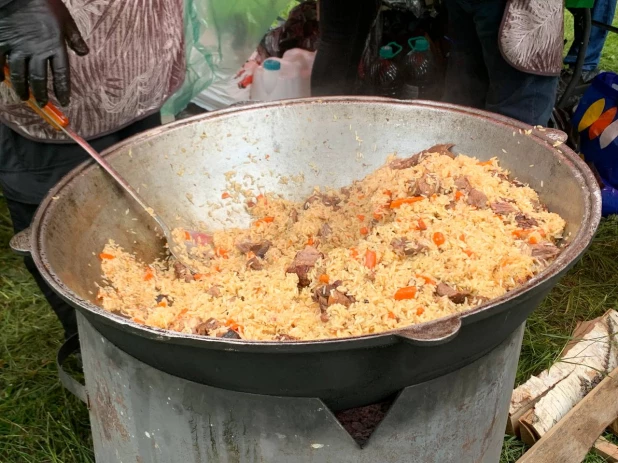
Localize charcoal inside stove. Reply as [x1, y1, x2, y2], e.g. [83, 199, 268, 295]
[334, 396, 396, 447]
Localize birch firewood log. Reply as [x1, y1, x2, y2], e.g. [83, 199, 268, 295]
[507, 310, 618, 439]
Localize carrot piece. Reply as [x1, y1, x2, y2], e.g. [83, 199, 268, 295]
[215, 247, 229, 259]
[394, 286, 417, 301]
[416, 274, 436, 285]
[194, 273, 208, 280]
[306, 236, 314, 246]
[360, 227, 369, 236]
[478, 160, 493, 166]
[158, 301, 167, 307]
[383, 189, 393, 197]
[99, 253, 115, 260]
[319, 274, 330, 284]
[459, 234, 466, 242]
[254, 216, 275, 226]
[387, 311, 397, 319]
[256, 194, 267, 205]
[184, 231, 191, 241]
[433, 232, 445, 246]
[464, 249, 474, 257]
[350, 248, 359, 259]
[132, 317, 145, 324]
[225, 319, 241, 332]
[455, 191, 464, 201]
[221, 192, 231, 199]
[364, 249, 377, 269]
[416, 307, 425, 316]
[373, 212, 384, 221]
[177, 308, 188, 318]
[417, 218, 427, 231]
[357, 214, 365, 222]
[390, 196, 424, 209]
[529, 236, 539, 245]
[144, 269, 154, 281]
[512, 229, 532, 239]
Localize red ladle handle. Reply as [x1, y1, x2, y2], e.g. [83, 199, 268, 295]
[3, 65, 69, 131]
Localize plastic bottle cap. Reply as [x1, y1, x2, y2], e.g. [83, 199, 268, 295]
[413, 37, 430, 52]
[379, 46, 395, 59]
[264, 59, 281, 71]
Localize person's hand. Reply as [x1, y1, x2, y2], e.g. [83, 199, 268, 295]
[0, 0, 89, 107]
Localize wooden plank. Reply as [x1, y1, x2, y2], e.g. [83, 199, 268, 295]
[516, 365, 618, 463]
[592, 436, 618, 462]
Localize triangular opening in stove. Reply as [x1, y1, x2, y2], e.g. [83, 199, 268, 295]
[333, 393, 398, 448]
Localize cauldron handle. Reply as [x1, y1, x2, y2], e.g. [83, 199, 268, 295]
[395, 316, 462, 346]
[56, 334, 89, 406]
[9, 227, 32, 256]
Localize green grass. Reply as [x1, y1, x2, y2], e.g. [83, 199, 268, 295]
[0, 198, 93, 462]
[2, 11, 618, 463]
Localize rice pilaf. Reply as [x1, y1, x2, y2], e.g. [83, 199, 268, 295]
[97, 145, 566, 341]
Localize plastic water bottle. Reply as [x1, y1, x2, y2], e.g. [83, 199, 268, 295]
[400, 36, 438, 100]
[366, 42, 403, 98]
[251, 52, 314, 102]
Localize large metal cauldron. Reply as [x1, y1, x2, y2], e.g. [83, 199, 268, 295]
[13, 99, 601, 410]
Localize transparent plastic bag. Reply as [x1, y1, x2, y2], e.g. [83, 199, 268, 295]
[162, 0, 294, 116]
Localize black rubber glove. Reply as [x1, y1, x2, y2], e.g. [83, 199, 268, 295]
[0, 0, 89, 107]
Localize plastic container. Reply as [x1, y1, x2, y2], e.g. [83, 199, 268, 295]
[250, 49, 315, 102]
[366, 42, 403, 98]
[400, 36, 439, 100]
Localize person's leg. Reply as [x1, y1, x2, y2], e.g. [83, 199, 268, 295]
[0, 113, 161, 339]
[472, 0, 558, 126]
[565, 0, 618, 71]
[442, 0, 490, 109]
[311, 0, 380, 96]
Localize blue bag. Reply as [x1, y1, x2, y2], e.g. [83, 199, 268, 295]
[572, 72, 618, 189]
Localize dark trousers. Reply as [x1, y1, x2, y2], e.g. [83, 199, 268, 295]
[1, 114, 160, 339]
[311, 0, 380, 96]
[443, 0, 559, 126]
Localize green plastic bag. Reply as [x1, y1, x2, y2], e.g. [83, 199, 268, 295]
[162, 0, 294, 116]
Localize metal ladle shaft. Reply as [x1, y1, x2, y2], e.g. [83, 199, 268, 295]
[3, 68, 191, 269]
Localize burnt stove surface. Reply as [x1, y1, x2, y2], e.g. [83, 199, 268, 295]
[334, 396, 397, 447]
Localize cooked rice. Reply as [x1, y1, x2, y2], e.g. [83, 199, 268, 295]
[97, 148, 566, 341]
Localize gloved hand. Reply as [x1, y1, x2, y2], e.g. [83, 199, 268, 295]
[0, 0, 89, 107]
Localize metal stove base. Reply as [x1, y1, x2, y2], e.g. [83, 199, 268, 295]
[77, 313, 524, 463]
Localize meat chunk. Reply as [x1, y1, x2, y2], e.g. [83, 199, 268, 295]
[246, 257, 264, 270]
[286, 246, 323, 288]
[436, 283, 471, 304]
[173, 262, 194, 283]
[490, 201, 517, 215]
[530, 199, 547, 212]
[391, 238, 428, 257]
[389, 144, 455, 170]
[303, 193, 341, 210]
[207, 286, 221, 298]
[193, 318, 221, 336]
[454, 176, 472, 192]
[466, 189, 488, 208]
[312, 281, 355, 320]
[511, 178, 526, 188]
[220, 329, 242, 339]
[515, 214, 539, 229]
[318, 223, 332, 239]
[155, 294, 173, 306]
[289, 209, 299, 223]
[235, 239, 272, 258]
[530, 243, 561, 261]
[410, 173, 441, 196]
